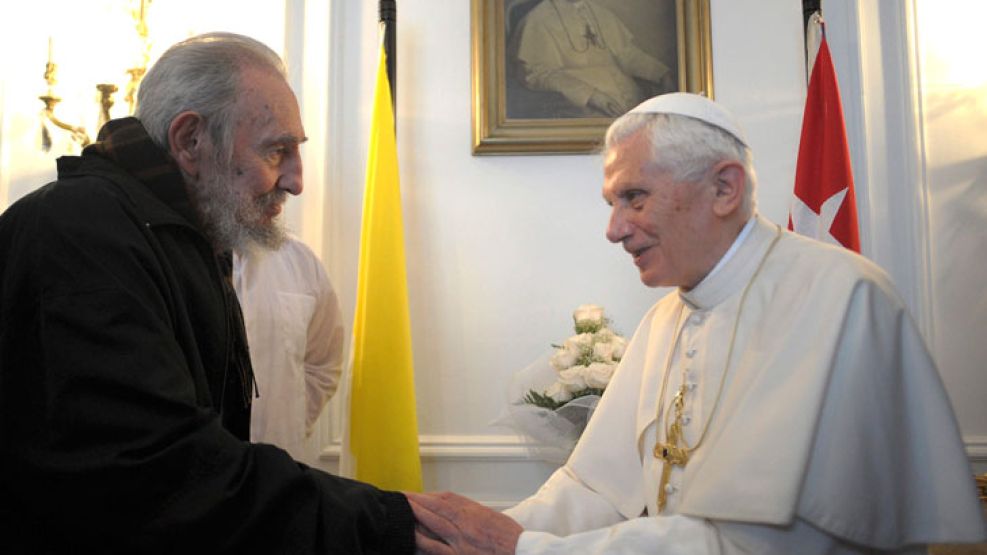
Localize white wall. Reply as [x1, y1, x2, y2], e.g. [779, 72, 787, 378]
[914, 0, 987, 473]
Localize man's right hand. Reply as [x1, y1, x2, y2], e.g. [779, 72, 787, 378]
[406, 492, 522, 555]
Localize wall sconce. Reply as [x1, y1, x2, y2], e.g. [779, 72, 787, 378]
[39, 0, 152, 152]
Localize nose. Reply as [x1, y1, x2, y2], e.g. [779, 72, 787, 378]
[606, 207, 630, 244]
[279, 155, 304, 196]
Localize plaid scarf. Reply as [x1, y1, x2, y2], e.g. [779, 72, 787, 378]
[85, 118, 258, 421]
[84, 117, 194, 215]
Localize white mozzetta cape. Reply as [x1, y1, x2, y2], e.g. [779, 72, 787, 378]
[508, 215, 985, 552]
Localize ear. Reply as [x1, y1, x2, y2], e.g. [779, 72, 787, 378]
[710, 161, 746, 218]
[167, 111, 206, 177]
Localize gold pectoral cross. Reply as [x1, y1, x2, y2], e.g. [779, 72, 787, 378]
[583, 23, 599, 48]
[654, 387, 690, 512]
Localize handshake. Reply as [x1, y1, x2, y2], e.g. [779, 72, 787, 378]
[406, 492, 522, 555]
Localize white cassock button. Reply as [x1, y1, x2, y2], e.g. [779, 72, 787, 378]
[664, 483, 677, 495]
[686, 348, 697, 358]
[686, 382, 697, 392]
[681, 414, 692, 425]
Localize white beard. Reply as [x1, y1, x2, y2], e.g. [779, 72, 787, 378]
[186, 161, 288, 252]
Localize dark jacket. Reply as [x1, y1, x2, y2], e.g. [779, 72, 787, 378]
[0, 124, 414, 554]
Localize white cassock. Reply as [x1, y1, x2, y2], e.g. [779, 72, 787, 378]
[516, 0, 669, 112]
[233, 236, 344, 464]
[506, 214, 986, 554]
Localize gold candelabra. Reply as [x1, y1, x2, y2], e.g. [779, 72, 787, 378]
[39, 0, 152, 152]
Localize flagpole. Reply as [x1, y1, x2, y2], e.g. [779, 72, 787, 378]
[802, 0, 820, 35]
[379, 0, 396, 114]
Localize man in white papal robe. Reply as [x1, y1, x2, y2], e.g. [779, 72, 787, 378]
[408, 93, 987, 554]
[233, 236, 344, 464]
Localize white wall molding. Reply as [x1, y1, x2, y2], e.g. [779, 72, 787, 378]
[324, 0, 349, 277]
[314, 434, 556, 507]
[318, 433, 987, 467]
[899, 0, 937, 351]
[319, 434, 539, 463]
[280, 0, 332, 256]
[966, 436, 987, 463]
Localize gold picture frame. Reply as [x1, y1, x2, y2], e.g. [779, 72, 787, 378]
[471, 0, 713, 155]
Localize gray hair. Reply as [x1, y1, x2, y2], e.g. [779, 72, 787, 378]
[135, 32, 286, 161]
[604, 112, 758, 215]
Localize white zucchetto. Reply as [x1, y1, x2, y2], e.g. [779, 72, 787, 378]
[628, 92, 749, 147]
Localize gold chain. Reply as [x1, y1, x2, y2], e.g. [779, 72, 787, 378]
[654, 225, 782, 510]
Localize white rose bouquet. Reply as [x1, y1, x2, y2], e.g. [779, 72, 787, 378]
[524, 305, 626, 410]
[496, 305, 626, 462]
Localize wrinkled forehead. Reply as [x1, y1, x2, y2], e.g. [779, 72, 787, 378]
[603, 129, 663, 178]
[233, 67, 304, 143]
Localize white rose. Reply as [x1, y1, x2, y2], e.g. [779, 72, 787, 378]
[611, 336, 627, 360]
[545, 381, 573, 403]
[573, 304, 605, 327]
[558, 366, 589, 392]
[550, 347, 579, 371]
[563, 333, 594, 353]
[592, 341, 614, 361]
[584, 362, 615, 389]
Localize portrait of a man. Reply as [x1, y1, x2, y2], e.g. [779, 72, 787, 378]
[505, 0, 679, 120]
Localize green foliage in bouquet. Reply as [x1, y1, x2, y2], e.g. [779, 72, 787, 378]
[523, 387, 606, 411]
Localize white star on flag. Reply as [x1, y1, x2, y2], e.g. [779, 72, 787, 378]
[788, 17, 860, 252]
[790, 187, 849, 247]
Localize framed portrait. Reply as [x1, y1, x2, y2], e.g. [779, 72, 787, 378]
[471, 0, 713, 155]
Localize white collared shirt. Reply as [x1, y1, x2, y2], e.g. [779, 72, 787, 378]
[233, 236, 343, 463]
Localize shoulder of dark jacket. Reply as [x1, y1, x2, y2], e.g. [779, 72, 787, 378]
[54, 153, 200, 232]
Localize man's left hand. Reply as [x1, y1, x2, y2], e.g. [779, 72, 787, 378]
[406, 491, 522, 555]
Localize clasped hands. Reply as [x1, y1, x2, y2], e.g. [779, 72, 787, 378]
[406, 492, 522, 555]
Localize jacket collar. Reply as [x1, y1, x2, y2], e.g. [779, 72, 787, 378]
[58, 117, 201, 230]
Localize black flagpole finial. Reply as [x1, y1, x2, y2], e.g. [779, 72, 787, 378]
[379, 0, 397, 111]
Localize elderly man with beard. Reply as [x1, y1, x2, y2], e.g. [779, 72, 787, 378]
[0, 33, 414, 554]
